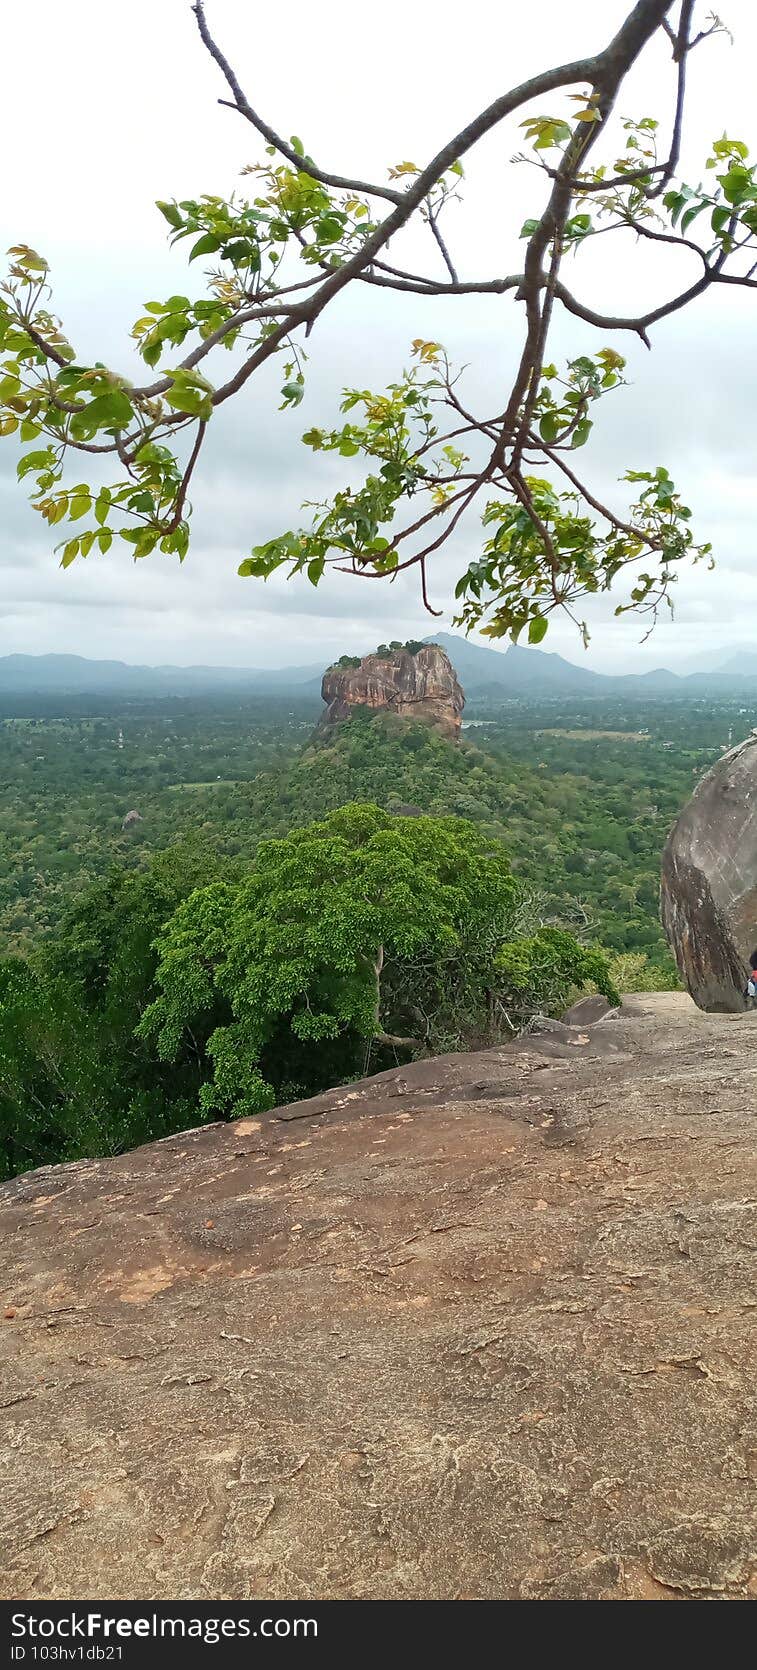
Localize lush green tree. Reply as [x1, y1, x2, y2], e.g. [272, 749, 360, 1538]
[605, 949, 677, 992]
[494, 926, 620, 1025]
[0, 958, 77, 1178]
[139, 801, 621, 1119]
[0, 3, 746, 643]
[42, 840, 226, 1026]
[0, 841, 228, 1181]
[139, 803, 526, 1116]
[0, 954, 194, 1180]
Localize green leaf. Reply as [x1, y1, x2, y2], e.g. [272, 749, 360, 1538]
[70, 388, 134, 438]
[164, 370, 214, 420]
[60, 538, 79, 569]
[721, 164, 754, 205]
[373, 547, 398, 571]
[307, 556, 325, 586]
[221, 240, 260, 267]
[316, 215, 346, 245]
[156, 200, 183, 229]
[538, 411, 562, 445]
[17, 448, 55, 481]
[238, 551, 281, 578]
[528, 614, 548, 645]
[680, 200, 706, 234]
[69, 494, 90, 520]
[188, 232, 222, 261]
[570, 418, 592, 449]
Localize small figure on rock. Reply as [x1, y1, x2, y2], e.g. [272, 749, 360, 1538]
[744, 950, 757, 1005]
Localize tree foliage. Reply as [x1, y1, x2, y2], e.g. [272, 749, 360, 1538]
[138, 803, 525, 1116]
[0, 2, 747, 644]
[0, 847, 220, 1179]
[494, 926, 620, 1021]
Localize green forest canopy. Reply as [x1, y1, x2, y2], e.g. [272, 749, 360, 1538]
[1, 681, 733, 1183]
[0, 795, 618, 1181]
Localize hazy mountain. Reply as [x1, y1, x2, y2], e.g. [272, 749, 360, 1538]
[428, 635, 686, 697]
[426, 635, 600, 694]
[3, 638, 757, 704]
[0, 653, 324, 697]
[428, 634, 757, 698]
[711, 651, 757, 678]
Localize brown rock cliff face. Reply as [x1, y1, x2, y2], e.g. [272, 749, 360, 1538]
[321, 644, 464, 739]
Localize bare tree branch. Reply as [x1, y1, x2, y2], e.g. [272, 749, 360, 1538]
[191, 1, 403, 206]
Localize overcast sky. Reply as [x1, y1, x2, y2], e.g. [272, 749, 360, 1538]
[2, 0, 756, 673]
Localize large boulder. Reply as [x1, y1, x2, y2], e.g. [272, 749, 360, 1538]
[321, 643, 464, 740]
[661, 732, 757, 1011]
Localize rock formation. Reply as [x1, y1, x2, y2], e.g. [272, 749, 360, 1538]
[321, 643, 464, 740]
[661, 731, 757, 1010]
[2, 992, 756, 1601]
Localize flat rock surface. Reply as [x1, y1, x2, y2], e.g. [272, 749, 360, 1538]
[1, 992, 756, 1601]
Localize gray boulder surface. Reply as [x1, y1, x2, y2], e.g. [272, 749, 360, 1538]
[661, 732, 757, 1010]
[1, 993, 756, 1601]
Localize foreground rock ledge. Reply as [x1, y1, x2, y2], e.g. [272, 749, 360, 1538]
[1, 992, 756, 1602]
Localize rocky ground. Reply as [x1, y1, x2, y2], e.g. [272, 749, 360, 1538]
[1, 992, 756, 1601]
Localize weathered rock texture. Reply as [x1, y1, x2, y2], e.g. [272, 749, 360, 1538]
[661, 731, 757, 1010]
[2, 992, 756, 1601]
[321, 644, 464, 740]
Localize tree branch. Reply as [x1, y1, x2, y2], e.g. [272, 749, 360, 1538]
[192, 1, 403, 205]
[645, 0, 695, 199]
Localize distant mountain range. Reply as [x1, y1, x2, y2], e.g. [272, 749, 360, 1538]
[2, 638, 757, 703]
[428, 635, 757, 698]
[0, 653, 324, 699]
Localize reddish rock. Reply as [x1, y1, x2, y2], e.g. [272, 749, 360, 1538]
[321, 644, 464, 740]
